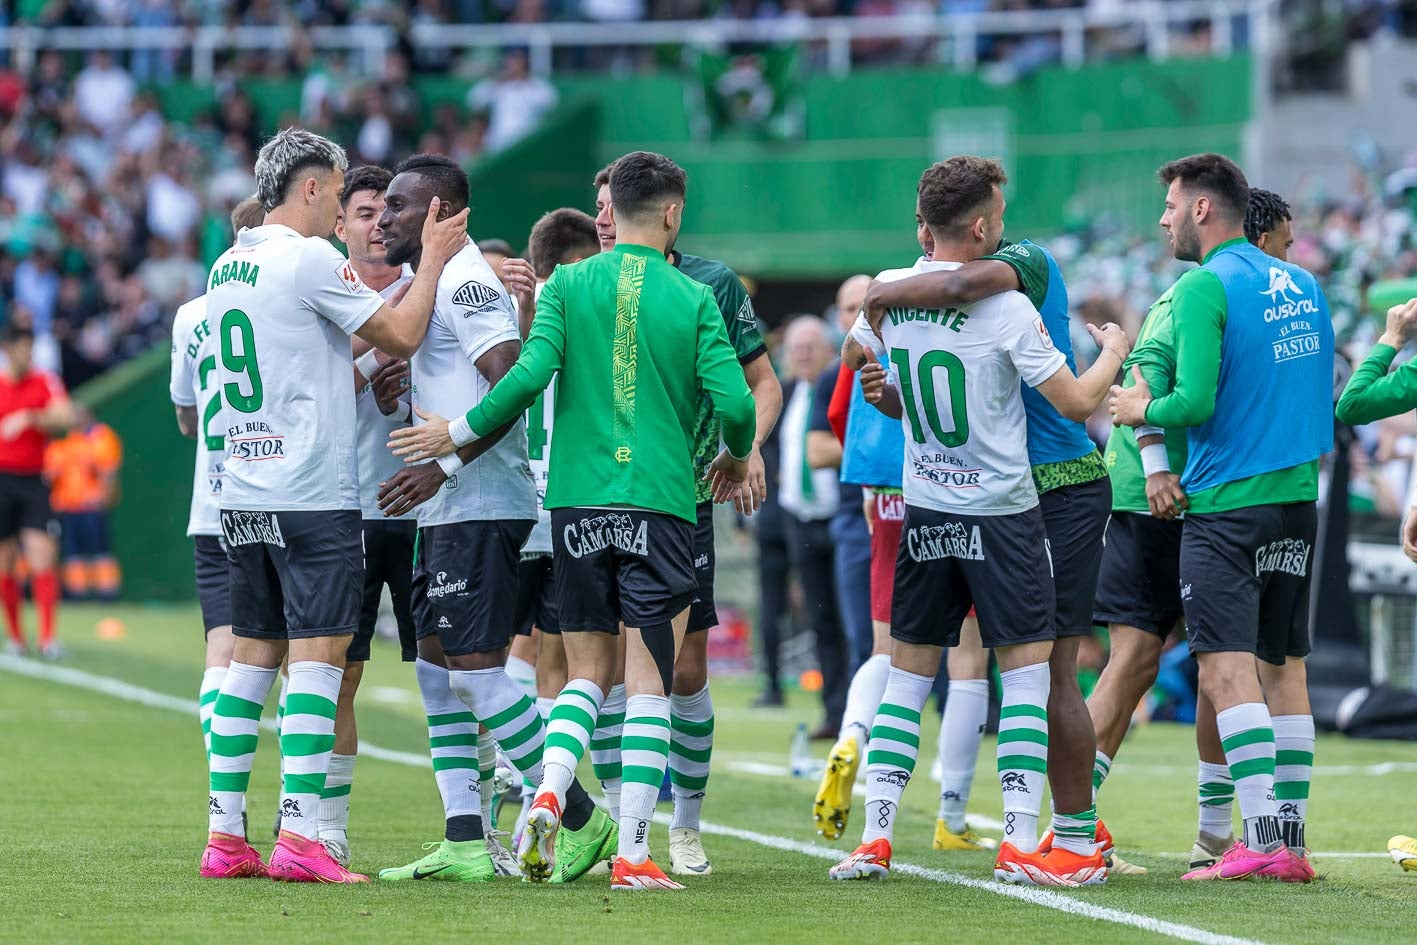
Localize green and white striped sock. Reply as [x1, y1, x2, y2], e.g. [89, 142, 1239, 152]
[1273, 714, 1314, 850]
[997, 662, 1050, 853]
[1217, 702, 1281, 852]
[1092, 750, 1112, 799]
[591, 683, 626, 820]
[1051, 805, 1098, 856]
[542, 678, 604, 805]
[208, 661, 277, 836]
[450, 667, 546, 782]
[861, 666, 934, 844]
[318, 752, 355, 844]
[1197, 760, 1234, 839]
[415, 659, 481, 827]
[669, 684, 713, 831]
[198, 666, 226, 758]
[619, 693, 671, 865]
[279, 661, 342, 841]
[275, 672, 288, 792]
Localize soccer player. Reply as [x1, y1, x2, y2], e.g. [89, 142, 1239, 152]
[359, 154, 553, 884]
[855, 164, 1113, 867]
[390, 151, 756, 891]
[306, 164, 417, 868]
[591, 162, 783, 876]
[172, 196, 266, 773]
[199, 128, 469, 883]
[0, 324, 75, 659]
[830, 156, 1128, 887]
[1089, 186, 1301, 874]
[818, 250, 994, 854]
[1110, 153, 1331, 883]
[504, 208, 611, 873]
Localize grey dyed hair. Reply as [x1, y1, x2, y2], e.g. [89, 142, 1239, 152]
[254, 128, 349, 212]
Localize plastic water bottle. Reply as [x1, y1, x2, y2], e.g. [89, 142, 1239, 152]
[789, 722, 814, 778]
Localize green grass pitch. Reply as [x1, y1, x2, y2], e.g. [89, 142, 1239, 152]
[2, 602, 1416, 945]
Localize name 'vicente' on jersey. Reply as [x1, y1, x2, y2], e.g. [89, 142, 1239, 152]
[857, 259, 1065, 516]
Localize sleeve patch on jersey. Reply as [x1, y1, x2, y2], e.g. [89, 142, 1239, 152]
[1034, 317, 1055, 348]
[336, 261, 365, 294]
[451, 280, 502, 314]
[735, 295, 756, 325]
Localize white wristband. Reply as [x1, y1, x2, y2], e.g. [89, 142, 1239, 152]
[1140, 442, 1171, 478]
[435, 452, 465, 477]
[354, 349, 380, 381]
[1136, 424, 1165, 441]
[448, 414, 477, 448]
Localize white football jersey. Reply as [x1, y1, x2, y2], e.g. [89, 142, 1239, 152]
[207, 224, 383, 511]
[523, 281, 555, 554]
[409, 243, 536, 527]
[355, 266, 415, 519]
[169, 293, 223, 537]
[852, 258, 1065, 515]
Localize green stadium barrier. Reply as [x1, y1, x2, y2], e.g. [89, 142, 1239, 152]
[152, 55, 1251, 278]
[73, 345, 194, 602]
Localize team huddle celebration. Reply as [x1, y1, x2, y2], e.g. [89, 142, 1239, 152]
[165, 118, 1402, 895]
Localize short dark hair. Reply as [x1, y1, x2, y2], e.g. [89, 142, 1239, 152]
[341, 165, 392, 207]
[593, 162, 614, 189]
[477, 238, 515, 258]
[1244, 187, 1291, 244]
[608, 151, 687, 223]
[528, 209, 599, 280]
[917, 156, 1007, 237]
[1157, 152, 1250, 222]
[393, 153, 469, 214]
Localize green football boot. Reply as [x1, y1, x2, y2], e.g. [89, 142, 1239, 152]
[549, 808, 619, 884]
[378, 840, 496, 882]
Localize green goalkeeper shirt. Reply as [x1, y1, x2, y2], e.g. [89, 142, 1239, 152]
[459, 243, 757, 524]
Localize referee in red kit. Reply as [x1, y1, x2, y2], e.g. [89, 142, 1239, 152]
[0, 325, 76, 659]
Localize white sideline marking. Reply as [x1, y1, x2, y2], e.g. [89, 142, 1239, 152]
[0, 654, 1284, 945]
[725, 760, 1007, 831]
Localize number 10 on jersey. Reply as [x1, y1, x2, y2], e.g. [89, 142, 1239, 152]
[889, 347, 969, 447]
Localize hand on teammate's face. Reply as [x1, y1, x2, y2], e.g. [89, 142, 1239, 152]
[388, 407, 454, 462]
[1109, 366, 1152, 427]
[377, 462, 447, 518]
[501, 258, 537, 312]
[859, 361, 888, 404]
[1145, 471, 1188, 521]
[420, 196, 471, 267]
[371, 359, 409, 416]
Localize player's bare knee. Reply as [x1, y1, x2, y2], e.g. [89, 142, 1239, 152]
[446, 650, 505, 672]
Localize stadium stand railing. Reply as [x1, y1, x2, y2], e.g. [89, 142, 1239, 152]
[0, 0, 1277, 79]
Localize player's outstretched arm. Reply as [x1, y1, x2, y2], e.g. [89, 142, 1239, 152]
[862, 260, 1019, 336]
[354, 198, 470, 358]
[1336, 299, 1417, 425]
[697, 291, 757, 500]
[1034, 323, 1129, 422]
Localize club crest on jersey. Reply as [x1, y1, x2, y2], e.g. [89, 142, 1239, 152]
[562, 513, 649, 558]
[906, 521, 983, 562]
[451, 280, 501, 313]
